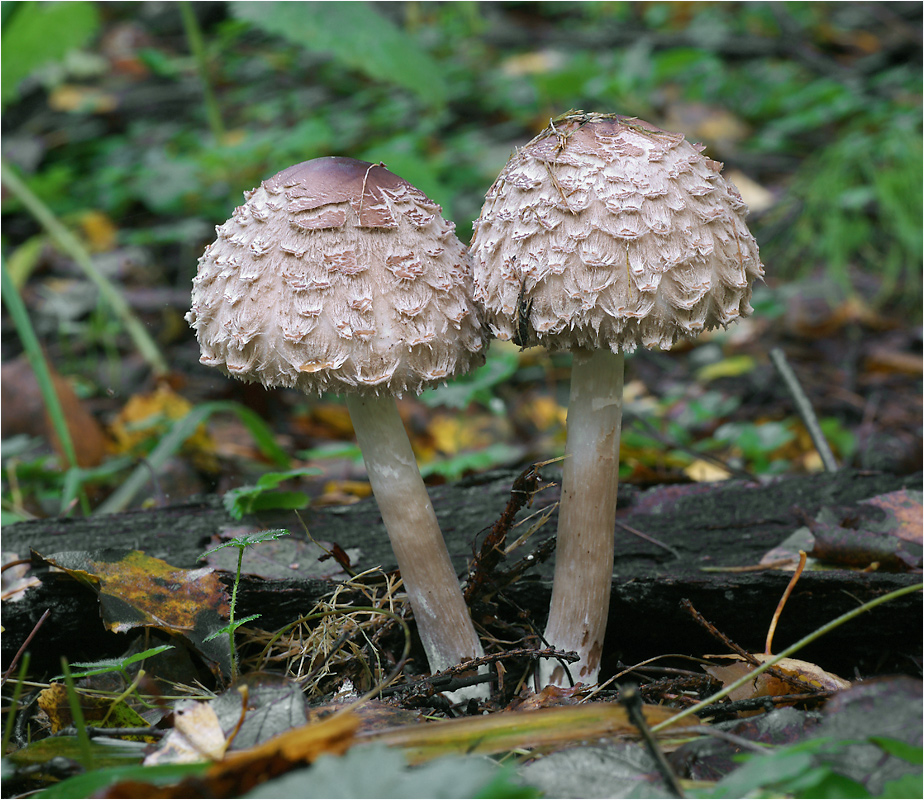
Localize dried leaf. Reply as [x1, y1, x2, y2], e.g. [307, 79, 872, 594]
[704, 654, 850, 714]
[33, 549, 231, 674]
[145, 701, 227, 765]
[37, 682, 151, 737]
[109, 384, 216, 470]
[362, 702, 697, 763]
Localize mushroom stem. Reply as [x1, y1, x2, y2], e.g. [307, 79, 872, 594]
[345, 393, 486, 692]
[539, 347, 625, 686]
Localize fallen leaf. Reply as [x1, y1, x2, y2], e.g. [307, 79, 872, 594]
[684, 459, 732, 482]
[704, 654, 850, 716]
[144, 701, 227, 765]
[1, 358, 109, 468]
[79, 209, 118, 252]
[33, 549, 231, 674]
[48, 84, 118, 113]
[109, 384, 216, 471]
[861, 489, 923, 544]
[38, 682, 151, 737]
[362, 702, 697, 763]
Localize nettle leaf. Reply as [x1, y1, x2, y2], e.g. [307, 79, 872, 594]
[232, 1, 447, 107]
[223, 468, 319, 520]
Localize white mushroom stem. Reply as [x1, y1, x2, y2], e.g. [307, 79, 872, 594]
[539, 347, 625, 686]
[345, 393, 487, 695]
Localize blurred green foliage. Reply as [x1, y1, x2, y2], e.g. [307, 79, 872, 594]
[0, 2, 920, 515]
[3, 2, 919, 302]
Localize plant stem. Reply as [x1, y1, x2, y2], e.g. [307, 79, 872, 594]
[180, 1, 226, 144]
[651, 582, 923, 732]
[1, 160, 168, 376]
[228, 545, 244, 681]
[1, 653, 30, 754]
[1, 258, 78, 469]
[770, 347, 838, 471]
[1, 257, 92, 514]
[61, 658, 94, 768]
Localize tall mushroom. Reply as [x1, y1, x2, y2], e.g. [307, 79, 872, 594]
[470, 112, 764, 686]
[186, 157, 488, 691]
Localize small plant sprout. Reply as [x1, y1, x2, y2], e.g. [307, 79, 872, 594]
[202, 529, 290, 680]
[470, 112, 764, 686]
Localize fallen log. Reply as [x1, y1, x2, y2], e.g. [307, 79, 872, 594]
[3, 468, 920, 680]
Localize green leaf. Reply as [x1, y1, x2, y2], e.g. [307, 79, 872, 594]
[202, 529, 291, 556]
[205, 614, 262, 641]
[881, 772, 924, 798]
[419, 444, 523, 481]
[222, 468, 319, 520]
[55, 645, 175, 679]
[1, 1, 100, 107]
[868, 736, 924, 765]
[243, 744, 530, 799]
[232, 1, 447, 107]
[421, 349, 521, 410]
[34, 761, 208, 799]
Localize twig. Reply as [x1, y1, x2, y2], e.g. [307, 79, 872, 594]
[616, 521, 680, 559]
[620, 684, 685, 798]
[696, 691, 835, 718]
[466, 460, 557, 602]
[2, 609, 51, 685]
[769, 347, 838, 472]
[653, 583, 923, 732]
[56, 725, 166, 739]
[681, 599, 821, 695]
[765, 550, 807, 655]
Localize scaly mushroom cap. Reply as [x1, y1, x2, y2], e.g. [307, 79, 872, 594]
[470, 112, 765, 353]
[186, 157, 486, 395]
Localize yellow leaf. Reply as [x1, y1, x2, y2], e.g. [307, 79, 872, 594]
[110, 384, 215, 467]
[38, 683, 152, 739]
[48, 85, 118, 114]
[684, 459, 731, 482]
[696, 355, 757, 383]
[79, 210, 118, 252]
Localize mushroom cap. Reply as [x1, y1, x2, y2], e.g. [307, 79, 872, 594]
[186, 157, 486, 396]
[470, 112, 765, 353]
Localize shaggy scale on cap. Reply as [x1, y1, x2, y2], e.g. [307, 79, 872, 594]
[470, 112, 765, 353]
[187, 157, 486, 396]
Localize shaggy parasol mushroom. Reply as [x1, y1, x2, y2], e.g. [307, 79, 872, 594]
[186, 156, 488, 690]
[470, 112, 764, 686]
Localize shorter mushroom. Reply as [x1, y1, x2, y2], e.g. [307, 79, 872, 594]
[187, 157, 488, 693]
[470, 113, 764, 686]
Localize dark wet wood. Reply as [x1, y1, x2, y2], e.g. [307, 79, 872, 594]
[3, 469, 920, 679]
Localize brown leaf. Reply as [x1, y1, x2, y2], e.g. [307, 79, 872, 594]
[33, 549, 231, 673]
[102, 713, 358, 798]
[37, 682, 151, 737]
[362, 702, 697, 763]
[1, 358, 109, 468]
[705, 655, 850, 716]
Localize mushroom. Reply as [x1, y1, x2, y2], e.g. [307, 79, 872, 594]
[186, 156, 488, 691]
[469, 112, 764, 686]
